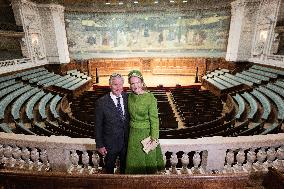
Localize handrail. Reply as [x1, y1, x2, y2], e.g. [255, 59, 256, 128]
[0, 58, 30, 68]
[0, 132, 283, 174]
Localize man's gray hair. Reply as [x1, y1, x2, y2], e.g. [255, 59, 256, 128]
[109, 73, 124, 85]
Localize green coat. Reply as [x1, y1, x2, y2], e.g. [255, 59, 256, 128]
[125, 92, 164, 174]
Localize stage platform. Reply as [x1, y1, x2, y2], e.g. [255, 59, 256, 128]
[93, 74, 201, 88]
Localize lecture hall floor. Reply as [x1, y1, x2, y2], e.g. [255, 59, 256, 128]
[94, 74, 200, 88]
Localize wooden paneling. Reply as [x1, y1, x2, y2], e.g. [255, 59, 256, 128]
[0, 170, 249, 189]
[89, 58, 142, 77]
[88, 57, 224, 78]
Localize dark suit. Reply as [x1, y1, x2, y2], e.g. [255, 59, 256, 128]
[95, 92, 129, 173]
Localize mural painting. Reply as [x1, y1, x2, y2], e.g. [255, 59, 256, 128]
[65, 10, 230, 59]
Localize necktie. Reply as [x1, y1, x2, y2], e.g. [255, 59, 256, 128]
[116, 97, 125, 121]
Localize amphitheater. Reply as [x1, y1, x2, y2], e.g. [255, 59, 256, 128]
[0, 0, 284, 188]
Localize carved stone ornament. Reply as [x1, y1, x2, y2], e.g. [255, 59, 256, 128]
[3, 145, 13, 167]
[253, 147, 267, 171]
[21, 147, 29, 159]
[180, 153, 189, 174]
[191, 151, 201, 174]
[223, 149, 234, 173]
[226, 149, 235, 166]
[266, 147, 276, 163]
[68, 150, 80, 174]
[170, 154, 178, 174]
[24, 14, 37, 30]
[21, 147, 31, 169]
[39, 149, 50, 171]
[243, 148, 256, 172]
[273, 146, 284, 171]
[30, 148, 41, 171]
[263, 147, 276, 170]
[89, 152, 100, 174]
[193, 151, 201, 168]
[252, 41, 265, 56]
[234, 149, 245, 172]
[81, 151, 90, 174]
[12, 146, 22, 168]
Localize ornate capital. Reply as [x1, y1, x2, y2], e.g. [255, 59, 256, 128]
[20, 0, 37, 9]
[231, 0, 261, 12]
[37, 3, 64, 13]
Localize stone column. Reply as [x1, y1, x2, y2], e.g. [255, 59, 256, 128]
[10, 0, 50, 66]
[262, 0, 281, 56]
[37, 4, 70, 64]
[11, 0, 38, 61]
[226, 0, 261, 61]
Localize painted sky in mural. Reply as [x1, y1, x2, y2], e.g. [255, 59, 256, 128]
[65, 10, 230, 58]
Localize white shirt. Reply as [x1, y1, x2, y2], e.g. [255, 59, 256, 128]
[110, 92, 125, 115]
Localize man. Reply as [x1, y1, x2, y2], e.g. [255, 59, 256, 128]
[95, 73, 129, 174]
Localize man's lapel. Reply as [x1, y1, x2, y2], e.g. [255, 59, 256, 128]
[106, 94, 118, 115]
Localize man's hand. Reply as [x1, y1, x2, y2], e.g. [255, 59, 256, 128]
[97, 147, 107, 156]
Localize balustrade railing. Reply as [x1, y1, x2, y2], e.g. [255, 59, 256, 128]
[266, 55, 284, 62]
[0, 132, 283, 175]
[0, 58, 48, 74]
[0, 58, 30, 68]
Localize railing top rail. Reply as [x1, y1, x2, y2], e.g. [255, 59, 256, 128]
[0, 133, 96, 151]
[160, 134, 284, 151]
[0, 132, 283, 151]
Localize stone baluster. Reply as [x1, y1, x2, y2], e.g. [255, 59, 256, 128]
[91, 152, 100, 174]
[30, 148, 41, 171]
[21, 147, 30, 169]
[180, 153, 190, 174]
[243, 148, 256, 172]
[0, 145, 4, 163]
[68, 150, 80, 174]
[192, 151, 202, 174]
[233, 149, 245, 172]
[170, 153, 178, 174]
[264, 147, 276, 170]
[12, 146, 22, 168]
[273, 146, 284, 171]
[81, 151, 90, 174]
[3, 145, 13, 168]
[253, 147, 267, 171]
[39, 149, 50, 171]
[223, 149, 235, 173]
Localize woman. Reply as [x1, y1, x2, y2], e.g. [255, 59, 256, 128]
[125, 70, 164, 174]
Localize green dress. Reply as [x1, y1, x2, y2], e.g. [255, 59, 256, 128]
[125, 92, 165, 174]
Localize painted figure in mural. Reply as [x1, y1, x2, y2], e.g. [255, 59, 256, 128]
[102, 32, 111, 46]
[193, 31, 206, 46]
[158, 32, 163, 45]
[167, 28, 175, 41]
[95, 73, 129, 174]
[125, 70, 164, 174]
[117, 29, 127, 47]
[176, 27, 182, 44]
[87, 35, 96, 45]
[144, 26, 149, 37]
